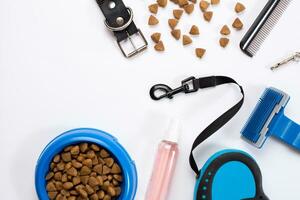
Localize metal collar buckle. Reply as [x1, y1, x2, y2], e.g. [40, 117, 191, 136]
[104, 7, 148, 58]
[117, 29, 148, 58]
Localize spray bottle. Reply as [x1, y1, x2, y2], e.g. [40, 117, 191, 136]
[145, 119, 180, 200]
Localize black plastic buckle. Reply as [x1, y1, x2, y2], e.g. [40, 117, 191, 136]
[149, 76, 199, 100]
[181, 76, 198, 93]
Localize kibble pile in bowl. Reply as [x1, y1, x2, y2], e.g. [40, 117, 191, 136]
[45, 143, 123, 200]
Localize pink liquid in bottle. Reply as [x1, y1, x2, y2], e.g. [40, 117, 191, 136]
[145, 120, 180, 200]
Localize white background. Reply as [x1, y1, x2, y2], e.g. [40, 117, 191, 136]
[1, 0, 300, 199]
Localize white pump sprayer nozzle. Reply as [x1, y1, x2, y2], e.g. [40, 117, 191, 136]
[164, 118, 181, 143]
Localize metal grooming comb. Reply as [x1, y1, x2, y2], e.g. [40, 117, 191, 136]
[240, 0, 292, 57]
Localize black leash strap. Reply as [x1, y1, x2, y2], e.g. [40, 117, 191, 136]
[149, 76, 244, 177]
[95, 0, 147, 58]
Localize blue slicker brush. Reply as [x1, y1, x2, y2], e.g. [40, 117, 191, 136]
[242, 87, 300, 150]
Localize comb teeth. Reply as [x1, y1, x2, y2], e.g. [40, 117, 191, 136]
[241, 88, 289, 147]
[240, 0, 292, 57]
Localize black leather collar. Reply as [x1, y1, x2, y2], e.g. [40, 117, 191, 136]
[96, 0, 147, 58]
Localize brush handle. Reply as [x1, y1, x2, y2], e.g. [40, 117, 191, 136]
[240, 0, 280, 57]
[271, 113, 300, 150]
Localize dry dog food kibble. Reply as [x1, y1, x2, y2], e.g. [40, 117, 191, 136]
[151, 32, 161, 43]
[184, 3, 194, 14]
[168, 18, 178, 29]
[154, 41, 165, 51]
[199, 0, 209, 12]
[220, 25, 230, 35]
[211, 0, 220, 5]
[149, 3, 159, 14]
[157, 0, 168, 7]
[173, 9, 184, 19]
[45, 143, 123, 200]
[235, 2, 245, 13]
[171, 29, 181, 40]
[147, 0, 246, 57]
[195, 48, 206, 58]
[232, 17, 243, 30]
[182, 35, 192, 45]
[219, 37, 229, 48]
[189, 25, 200, 35]
[203, 11, 213, 22]
[148, 15, 159, 25]
[170, 0, 179, 4]
[178, 0, 189, 7]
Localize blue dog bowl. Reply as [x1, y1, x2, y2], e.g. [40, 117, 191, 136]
[35, 128, 138, 200]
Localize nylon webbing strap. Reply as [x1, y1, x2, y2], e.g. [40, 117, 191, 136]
[189, 76, 244, 176]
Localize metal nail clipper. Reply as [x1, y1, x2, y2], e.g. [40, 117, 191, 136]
[270, 52, 300, 71]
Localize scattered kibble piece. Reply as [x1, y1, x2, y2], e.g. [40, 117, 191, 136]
[184, 3, 194, 14]
[173, 9, 184, 19]
[46, 143, 123, 200]
[148, 15, 159, 25]
[154, 41, 165, 51]
[170, 0, 179, 4]
[219, 37, 229, 47]
[189, 0, 197, 3]
[182, 35, 192, 45]
[235, 2, 245, 13]
[203, 11, 213, 22]
[220, 25, 230, 35]
[148, 3, 159, 14]
[199, 0, 209, 12]
[232, 17, 243, 30]
[157, 0, 168, 7]
[178, 0, 189, 7]
[195, 48, 206, 58]
[168, 18, 178, 29]
[189, 25, 200, 35]
[211, 0, 220, 5]
[151, 32, 161, 43]
[171, 29, 181, 40]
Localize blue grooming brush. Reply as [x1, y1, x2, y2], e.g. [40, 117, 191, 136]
[242, 87, 300, 150]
